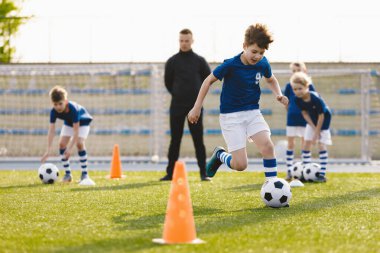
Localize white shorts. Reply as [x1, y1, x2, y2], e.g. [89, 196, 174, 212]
[219, 109, 271, 152]
[286, 126, 306, 137]
[60, 125, 90, 139]
[304, 124, 332, 145]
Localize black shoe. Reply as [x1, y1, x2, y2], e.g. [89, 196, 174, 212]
[206, 146, 225, 177]
[314, 175, 327, 183]
[201, 176, 212, 181]
[159, 175, 172, 181]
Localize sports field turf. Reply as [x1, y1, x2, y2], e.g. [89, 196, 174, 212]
[1, 170, 379, 253]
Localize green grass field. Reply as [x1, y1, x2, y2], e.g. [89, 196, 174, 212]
[1, 170, 379, 253]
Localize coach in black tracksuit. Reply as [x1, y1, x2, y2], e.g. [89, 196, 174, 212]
[160, 28, 211, 181]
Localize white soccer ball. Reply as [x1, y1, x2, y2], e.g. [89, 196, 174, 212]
[303, 163, 322, 182]
[290, 161, 304, 180]
[38, 163, 59, 184]
[261, 178, 292, 208]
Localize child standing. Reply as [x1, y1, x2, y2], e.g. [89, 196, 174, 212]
[283, 62, 316, 180]
[290, 72, 332, 182]
[41, 86, 94, 183]
[188, 24, 288, 181]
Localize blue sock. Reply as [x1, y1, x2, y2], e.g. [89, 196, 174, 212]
[263, 159, 277, 179]
[217, 151, 232, 169]
[302, 150, 311, 164]
[319, 150, 328, 176]
[286, 150, 294, 176]
[59, 148, 71, 174]
[78, 150, 88, 175]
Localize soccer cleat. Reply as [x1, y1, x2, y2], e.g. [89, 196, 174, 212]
[206, 146, 225, 177]
[201, 176, 212, 181]
[159, 174, 172, 181]
[314, 175, 327, 183]
[62, 173, 72, 183]
[80, 172, 89, 182]
[285, 170, 292, 182]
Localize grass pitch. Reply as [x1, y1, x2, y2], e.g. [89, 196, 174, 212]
[1, 170, 379, 253]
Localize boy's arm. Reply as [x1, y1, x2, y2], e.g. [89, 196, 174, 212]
[41, 123, 56, 163]
[301, 111, 315, 128]
[188, 73, 218, 124]
[64, 122, 79, 159]
[314, 113, 324, 134]
[265, 75, 288, 106]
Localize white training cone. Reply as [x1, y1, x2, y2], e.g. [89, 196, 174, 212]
[79, 177, 96, 186]
[290, 179, 304, 188]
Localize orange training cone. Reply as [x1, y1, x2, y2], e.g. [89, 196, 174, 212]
[109, 144, 125, 179]
[153, 161, 204, 244]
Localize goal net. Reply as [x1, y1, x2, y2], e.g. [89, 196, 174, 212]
[0, 63, 378, 162]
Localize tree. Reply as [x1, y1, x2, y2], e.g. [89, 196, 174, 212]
[0, 0, 29, 63]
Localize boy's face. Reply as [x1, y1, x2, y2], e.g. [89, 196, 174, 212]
[291, 65, 303, 73]
[242, 43, 265, 65]
[52, 99, 68, 113]
[292, 82, 309, 98]
[179, 33, 193, 52]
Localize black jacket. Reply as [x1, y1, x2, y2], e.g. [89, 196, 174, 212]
[164, 50, 211, 112]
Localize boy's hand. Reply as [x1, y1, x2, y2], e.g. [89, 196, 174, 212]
[276, 95, 289, 106]
[188, 107, 201, 124]
[41, 152, 49, 163]
[64, 149, 72, 160]
[312, 133, 320, 145]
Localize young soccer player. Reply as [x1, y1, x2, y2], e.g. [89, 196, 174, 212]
[188, 23, 288, 181]
[41, 86, 93, 183]
[291, 72, 332, 182]
[283, 62, 316, 180]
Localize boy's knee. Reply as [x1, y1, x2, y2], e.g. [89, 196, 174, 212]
[59, 143, 67, 149]
[76, 140, 85, 150]
[234, 161, 248, 171]
[261, 142, 274, 156]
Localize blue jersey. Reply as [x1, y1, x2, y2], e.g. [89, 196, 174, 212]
[294, 91, 331, 130]
[50, 101, 93, 127]
[213, 53, 272, 114]
[284, 82, 315, 126]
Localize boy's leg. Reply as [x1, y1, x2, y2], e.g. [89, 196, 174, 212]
[316, 142, 328, 182]
[286, 136, 295, 180]
[302, 141, 312, 165]
[77, 138, 88, 180]
[59, 136, 72, 182]
[206, 147, 248, 177]
[250, 131, 277, 180]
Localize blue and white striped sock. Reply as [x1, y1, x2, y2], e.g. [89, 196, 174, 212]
[286, 150, 294, 175]
[59, 148, 71, 174]
[319, 150, 328, 176]
[302, 150, 312, 164]
[263, 159, 277, 179]
[217, 151, 232, 169]
[78, 150, 88, 175]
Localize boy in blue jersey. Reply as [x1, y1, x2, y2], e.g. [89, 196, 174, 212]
[41, 86, 94, 183]
[283, 62, 316, 181]
[188, 24, 288, 182]
[291, 72, 332, 182]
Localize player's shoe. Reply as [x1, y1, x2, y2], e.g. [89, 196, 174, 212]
[314, 174, 327, 183]
[285, 170, 292, 182]
[206, 146, 225, 177]
[159, 174, 172, 181]
[201, 176, 212, 181]
[80, 172, 89, 182]
[62, 173, 72, 183]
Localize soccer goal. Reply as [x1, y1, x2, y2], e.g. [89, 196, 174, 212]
[0, 63, 378, 163]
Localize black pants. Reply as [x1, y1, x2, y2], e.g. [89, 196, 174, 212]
[166, 110, 206, 177]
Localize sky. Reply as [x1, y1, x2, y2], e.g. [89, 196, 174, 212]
[11, 0, 380, 63]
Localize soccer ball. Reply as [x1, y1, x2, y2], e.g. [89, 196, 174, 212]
[290, 161, 304, 180]
[38, 163, 59, 184]
[303, 163, 322, 182]
[261, 178, 292, 208]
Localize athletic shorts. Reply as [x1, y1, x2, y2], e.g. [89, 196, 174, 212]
[219, 109, 271, 152]
[60, 125, 90, 139]
[286, 126, 306, 137]
[304, 124, 332, 145]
